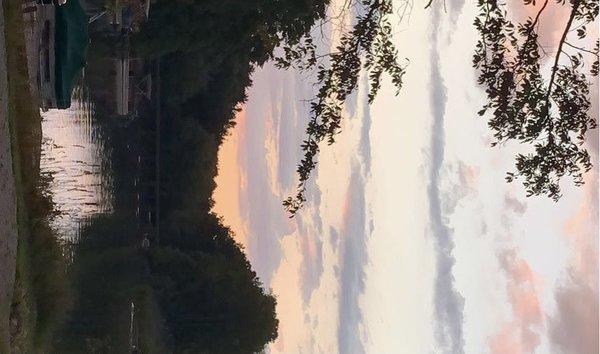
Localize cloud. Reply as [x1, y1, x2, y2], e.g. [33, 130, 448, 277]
[329, 226, 340, 252]
[358, 78, 373, 171]
[296, 190, 325, 304]
[489, 249, 544, 354]
[337, 166, 369, 354]
[334, 69, 378, 353]
[443, 0, 467, 42]
[504, 194, 527, 215]
[548, 273, 599, 354]
[280, 71, 328, 306]
[237, 68, 298, 285]
[426, 4, 466, 353]
[277, 72, 311, 190]
[548, 168, 599, 354]
[441, 162, 478, 213]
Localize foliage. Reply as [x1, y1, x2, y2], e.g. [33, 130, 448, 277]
[53, 214, 166, 354]
[175, 55, 252, 142]
[134, 0, 328, 63]
[54, 210, 278, 354]
[160, 117, 219, 218]
[130, 0, 332, 144]
[278, 0, 407, 215]
[149, 218, 278, 353]
[473, 0, 599, 200]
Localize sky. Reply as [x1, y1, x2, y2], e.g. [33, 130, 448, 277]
[213, 1, 599, 353]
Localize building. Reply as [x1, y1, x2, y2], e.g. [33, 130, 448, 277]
[111, 0, 151, 33]
[115, 58, 130, 116]
[112, 0, 152, 117]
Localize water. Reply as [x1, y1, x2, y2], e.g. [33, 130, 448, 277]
[40, 83, 114, 242]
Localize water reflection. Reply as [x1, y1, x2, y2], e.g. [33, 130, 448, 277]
[40, 82, 113, 241]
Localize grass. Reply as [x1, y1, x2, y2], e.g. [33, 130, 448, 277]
[3, 0, 71, 352]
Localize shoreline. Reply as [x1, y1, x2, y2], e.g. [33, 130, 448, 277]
[0, 0, 18, 351]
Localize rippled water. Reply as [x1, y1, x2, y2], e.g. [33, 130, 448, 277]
[40, 84, 114, 241]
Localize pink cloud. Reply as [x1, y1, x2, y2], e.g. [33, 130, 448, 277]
[548, 169, 598, 354]
[549, 272, 599, 354]
[489, 249, 544, 354]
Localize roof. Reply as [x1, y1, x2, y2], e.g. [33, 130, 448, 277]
[54, 0, 89, 109]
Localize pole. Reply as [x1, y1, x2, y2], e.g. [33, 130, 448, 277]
[155, 58, 160, 246]
[129, 302, 135, 349]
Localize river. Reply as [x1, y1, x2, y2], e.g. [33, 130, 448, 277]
[40, 82, 114, 242]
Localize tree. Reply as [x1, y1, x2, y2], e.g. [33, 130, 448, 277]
[473, 0, 599, 201]
[54, 214, 166, 354]
[134, 0, 329, 63]
[149, 216, 278, 354]
[279, 0, 409, 215]
[131, 0, 333, 142]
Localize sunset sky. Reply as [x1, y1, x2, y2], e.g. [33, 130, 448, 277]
[213, 1, 599, 353]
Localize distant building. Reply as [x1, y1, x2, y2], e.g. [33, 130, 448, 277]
[111, 0, 151, 34]
[114, 57, 149, 117]
[115, 58, 131, 115]
[112, 0, 152, 117]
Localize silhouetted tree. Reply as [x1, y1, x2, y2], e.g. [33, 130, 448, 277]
[280, 0, 408, 215]
[150, 214, 278, 354]
[130, 0, 332, 143]
[473, 0, 599, 200]
[134, 0, 328, 63]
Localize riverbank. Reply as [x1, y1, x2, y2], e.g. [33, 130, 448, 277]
[2, 0, 69, 352]
[0, 0, 17, 351]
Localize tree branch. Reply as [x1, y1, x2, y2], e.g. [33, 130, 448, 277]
[564, 41, 600, 56]
[532, 0, 549, 28]
[544, 0, 581, 111]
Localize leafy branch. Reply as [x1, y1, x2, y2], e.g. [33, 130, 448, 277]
[473, 0, 598, 201]
[278, 0, 408, 216]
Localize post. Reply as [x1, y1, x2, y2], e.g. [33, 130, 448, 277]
[155, 58, 160, 246]
[129, 302, 135, 349]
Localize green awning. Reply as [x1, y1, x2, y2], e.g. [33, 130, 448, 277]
[55, 0, 89, 109]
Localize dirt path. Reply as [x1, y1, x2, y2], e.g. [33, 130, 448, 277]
[0, 0, 18, 351]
